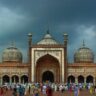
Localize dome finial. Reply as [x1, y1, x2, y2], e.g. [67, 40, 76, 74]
[10, 41, 15, 48]
[47, 29, 50, 34]
[82, 40, 85, 47]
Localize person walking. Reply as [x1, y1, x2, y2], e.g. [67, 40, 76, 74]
[0, 87, 4, 96]
[68, 85, 72, 96]
[12, 87, 17, 96]
[46, 86, 53, 96]
[18, 85, 25, 96]
[89, 86, 94, 96]
[42, 84, 47, 96]
[74, 85, 79, 96]
[33, 88, 39, 96]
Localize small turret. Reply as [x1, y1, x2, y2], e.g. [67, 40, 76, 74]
[63, 33, 68, 83]
[28, 33, 32, 48]
[28, 33, 32, 82]
[63, 33, 68, 47]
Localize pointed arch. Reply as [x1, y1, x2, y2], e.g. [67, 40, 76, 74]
[67, 75, 75, 83]
[21, 75, 28, 83]
[42, 71, 54, 82]
[36, 54, 60, 83]
[2, 75, 10, 84]
[78, 75, 84, 83]
[36, 54, 60, 67]
[12, 75, 19, 83]
[86, 75, 93, 83]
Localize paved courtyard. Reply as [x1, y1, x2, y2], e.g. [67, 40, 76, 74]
[41, 90, 92, 96]
[3, 89, 94, 96]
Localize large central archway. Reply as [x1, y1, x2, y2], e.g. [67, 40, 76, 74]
[42, 71, 54, 82]
[36, 54, 60, 83]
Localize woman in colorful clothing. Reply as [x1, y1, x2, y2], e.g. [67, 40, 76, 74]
[0, 87, 3, 96]
[33, 88, 39, 96]
[42, 85, 47, 96]
[12, 87, 17, 96]
[46, 86, 53, 96]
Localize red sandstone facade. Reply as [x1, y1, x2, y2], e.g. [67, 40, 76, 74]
[0, 32, 96, 84]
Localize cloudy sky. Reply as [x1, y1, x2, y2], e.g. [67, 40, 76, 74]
[0, 0, 96, 63]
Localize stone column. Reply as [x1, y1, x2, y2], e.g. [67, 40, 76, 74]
[10, 77, 12, 85]
[75, 77, 78, 84]
[94, 77, 95, 85]
[84, 77, 86, 84]
[19, 77, 21, 83]
[0, 77, 2, 85]
[95, 77, 96, 85]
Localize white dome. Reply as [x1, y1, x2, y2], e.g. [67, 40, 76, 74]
[74, 43, 94, 63]
[37, 31, 59, 45]
[2, 44, 22, 63]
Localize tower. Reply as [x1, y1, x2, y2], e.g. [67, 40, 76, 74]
[28, 33, 32, 82]
[63, 33, 68, 83]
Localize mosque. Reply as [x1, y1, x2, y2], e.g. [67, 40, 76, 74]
[0, 31, 96, 85]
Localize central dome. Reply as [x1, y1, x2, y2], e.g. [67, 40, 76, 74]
[37, 30, 59, 45]
[2, 43, 22, 63]
[74, 42, 94, 63]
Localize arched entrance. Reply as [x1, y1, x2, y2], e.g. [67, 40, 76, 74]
[2, 75, 10, 84]
[78, 75, 84, 83]
[36, 54, 60, 83]
[12, 75, 19, 83]
[67, 75, 75, 83]
[86, 75, 93, 83]
[42, 71, 54, 82]
[21, 75, 28, 83]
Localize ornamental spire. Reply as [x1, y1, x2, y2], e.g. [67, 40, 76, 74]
[9, 41, 15, 48]
[47, 28, 50, 34]
[82, 40, 85, 47]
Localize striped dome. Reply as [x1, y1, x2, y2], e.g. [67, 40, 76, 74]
[74, 42, 94, 63]
[37, 30, 58, 45]
[2, 43, 22, 63]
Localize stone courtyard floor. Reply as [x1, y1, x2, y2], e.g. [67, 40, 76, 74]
[4, 89, 95, 96]
[40, 90, 94, 96]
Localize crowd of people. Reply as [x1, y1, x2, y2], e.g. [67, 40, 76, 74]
[0, 82, 96, 96]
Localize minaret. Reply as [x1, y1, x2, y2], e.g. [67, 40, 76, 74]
[28, 33, 32, 82]
[63, 33, 68, 83]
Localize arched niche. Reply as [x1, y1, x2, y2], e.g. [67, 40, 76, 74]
[35, 54, 60, 83]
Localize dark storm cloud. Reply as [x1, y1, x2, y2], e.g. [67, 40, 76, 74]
[0, 0, 96, 62]
[1, 0, 96, 24]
